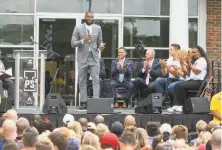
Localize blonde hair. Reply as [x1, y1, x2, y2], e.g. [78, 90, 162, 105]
[95, 123, 109, 141]
[196, 131, 212, 146]
[196, 120, 207, 135]
[176, 49, 188, 61]
[67, 121, 83, 139]
[82, 133, 101, 149]
[135, 128, 148, 148]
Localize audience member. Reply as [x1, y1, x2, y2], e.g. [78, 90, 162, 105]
[94, 115, 105, 125]
[80, 145, 96, 150]
[210, 92, 222, 124]
[16, 117, 30, 144]
[146, 121, 161, 145]
[22, 127, 39, 150]
[95, 123, 109, 141]
[135, 128, 152, 150]
[81, 132, 101, 149]
[33, 119, 47, 134]
[35, 137, 54, 150]
[5, 109, 18, 122]
[119, 132, 137, 150]
[124, 115, 136, 129]
[101, 133, 119, 150]
[110, 121, 124, 137]
[88, 122, 97, 134]
[172, 125, 189, 149]
[67, 121, 82, 139]
[210, 128, 222, 150]
[206, 120, 220, 133]
[190, 120, 207, 146]
[0, 120, 18, 149]
[48, 131, 69, 150]
[152, 135, 162, 150]
[78, 118, 88, 132]
[196, 131, 212, 147]
[2, 140, 19, 150]
[63, 114, 75, 125]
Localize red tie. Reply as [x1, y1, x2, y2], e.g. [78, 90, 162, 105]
[146, 72, 150, 85]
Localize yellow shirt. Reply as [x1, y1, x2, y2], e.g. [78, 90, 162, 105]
[210, 92, 222, 123]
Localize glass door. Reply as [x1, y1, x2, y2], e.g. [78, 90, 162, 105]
[36, 15, 81, 106]
[81, 16, 122, 79]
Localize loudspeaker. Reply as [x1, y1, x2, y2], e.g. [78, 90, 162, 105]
[43, 93, 67, 114]
[87, 98, 114, 114]
[135, 93, 162, 114]
[0, 97, 11, 112]
[183, 97, 210, 114]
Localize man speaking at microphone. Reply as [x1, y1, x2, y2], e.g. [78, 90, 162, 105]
[71, 11, 105, 109]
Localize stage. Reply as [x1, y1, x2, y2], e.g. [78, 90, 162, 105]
[15, 107, 212, 132]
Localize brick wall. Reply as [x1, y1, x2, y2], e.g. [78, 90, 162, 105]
[206, 0, 221, 59]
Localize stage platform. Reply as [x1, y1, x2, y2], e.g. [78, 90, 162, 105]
[14, 107, 212, 132]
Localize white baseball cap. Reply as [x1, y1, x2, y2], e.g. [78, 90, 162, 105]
[63, 114, 74, 124]
[159, 123, 172, 134]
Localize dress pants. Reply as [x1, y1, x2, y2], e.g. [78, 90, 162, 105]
[174, 80, 202, 105]
[134, 77, 156, 98]
[110, 80, 134, 102]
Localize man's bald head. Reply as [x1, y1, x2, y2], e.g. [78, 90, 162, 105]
[94, 115, 104, 125]
[2, 119, 17, 139]
[6, 109, 18, 122]
[124, 115, 136, 129]
[211, 128, 222, 148]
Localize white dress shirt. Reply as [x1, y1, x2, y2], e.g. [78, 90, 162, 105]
[84, 23, 93, 51]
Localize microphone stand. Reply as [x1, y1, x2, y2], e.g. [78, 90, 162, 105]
[31, 38, 60, 57]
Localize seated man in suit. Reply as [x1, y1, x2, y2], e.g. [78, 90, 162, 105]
[87, 58, 106, 97]
[134, 48, 161, 99]
[0, 60, 14, 105]
[110, 47, 134, 108]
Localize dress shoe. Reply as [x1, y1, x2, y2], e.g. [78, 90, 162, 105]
[114, 103, 119, 108]
[80, 102, 87, 110]
[122, 102, 127, 108]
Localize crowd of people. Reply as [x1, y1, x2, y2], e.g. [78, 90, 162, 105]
[0, 107, 221, 150]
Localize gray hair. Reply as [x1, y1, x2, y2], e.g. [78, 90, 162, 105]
[147, 48, 155, 57]
[22, 127, 39, 147]
[212, 128, 222, 147]
[16, 117, 30, 135]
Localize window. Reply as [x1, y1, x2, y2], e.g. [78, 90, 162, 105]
[0, 0, 34, 13]
[124, 0, 170, 15]
[36, 0, 122, 13]
[188, 0, 198, 47]
[0, 15, 34, 45]
[124, 17, 169, 47]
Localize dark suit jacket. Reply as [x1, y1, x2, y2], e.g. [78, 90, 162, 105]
[111, 59, 133, 82]
[137, 59, 161, 81]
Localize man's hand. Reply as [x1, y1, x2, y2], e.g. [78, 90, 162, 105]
[143, 61, 148, 70]
[83, 35, 92, 43]
[99, 43, 105, 52]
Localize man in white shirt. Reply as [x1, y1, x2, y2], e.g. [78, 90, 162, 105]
[155, 44, 181, 103]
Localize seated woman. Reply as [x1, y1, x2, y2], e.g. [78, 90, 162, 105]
[169, 46, 209, 112]
[167, 49, 190, 104]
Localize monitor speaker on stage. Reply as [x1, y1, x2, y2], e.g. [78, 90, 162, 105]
[183, 97, 210, 114]
[0, 97, 12, 113]
[87, 98, 114, 114]
[135, 93, 162, 114]
[43, 93, 67, 114]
